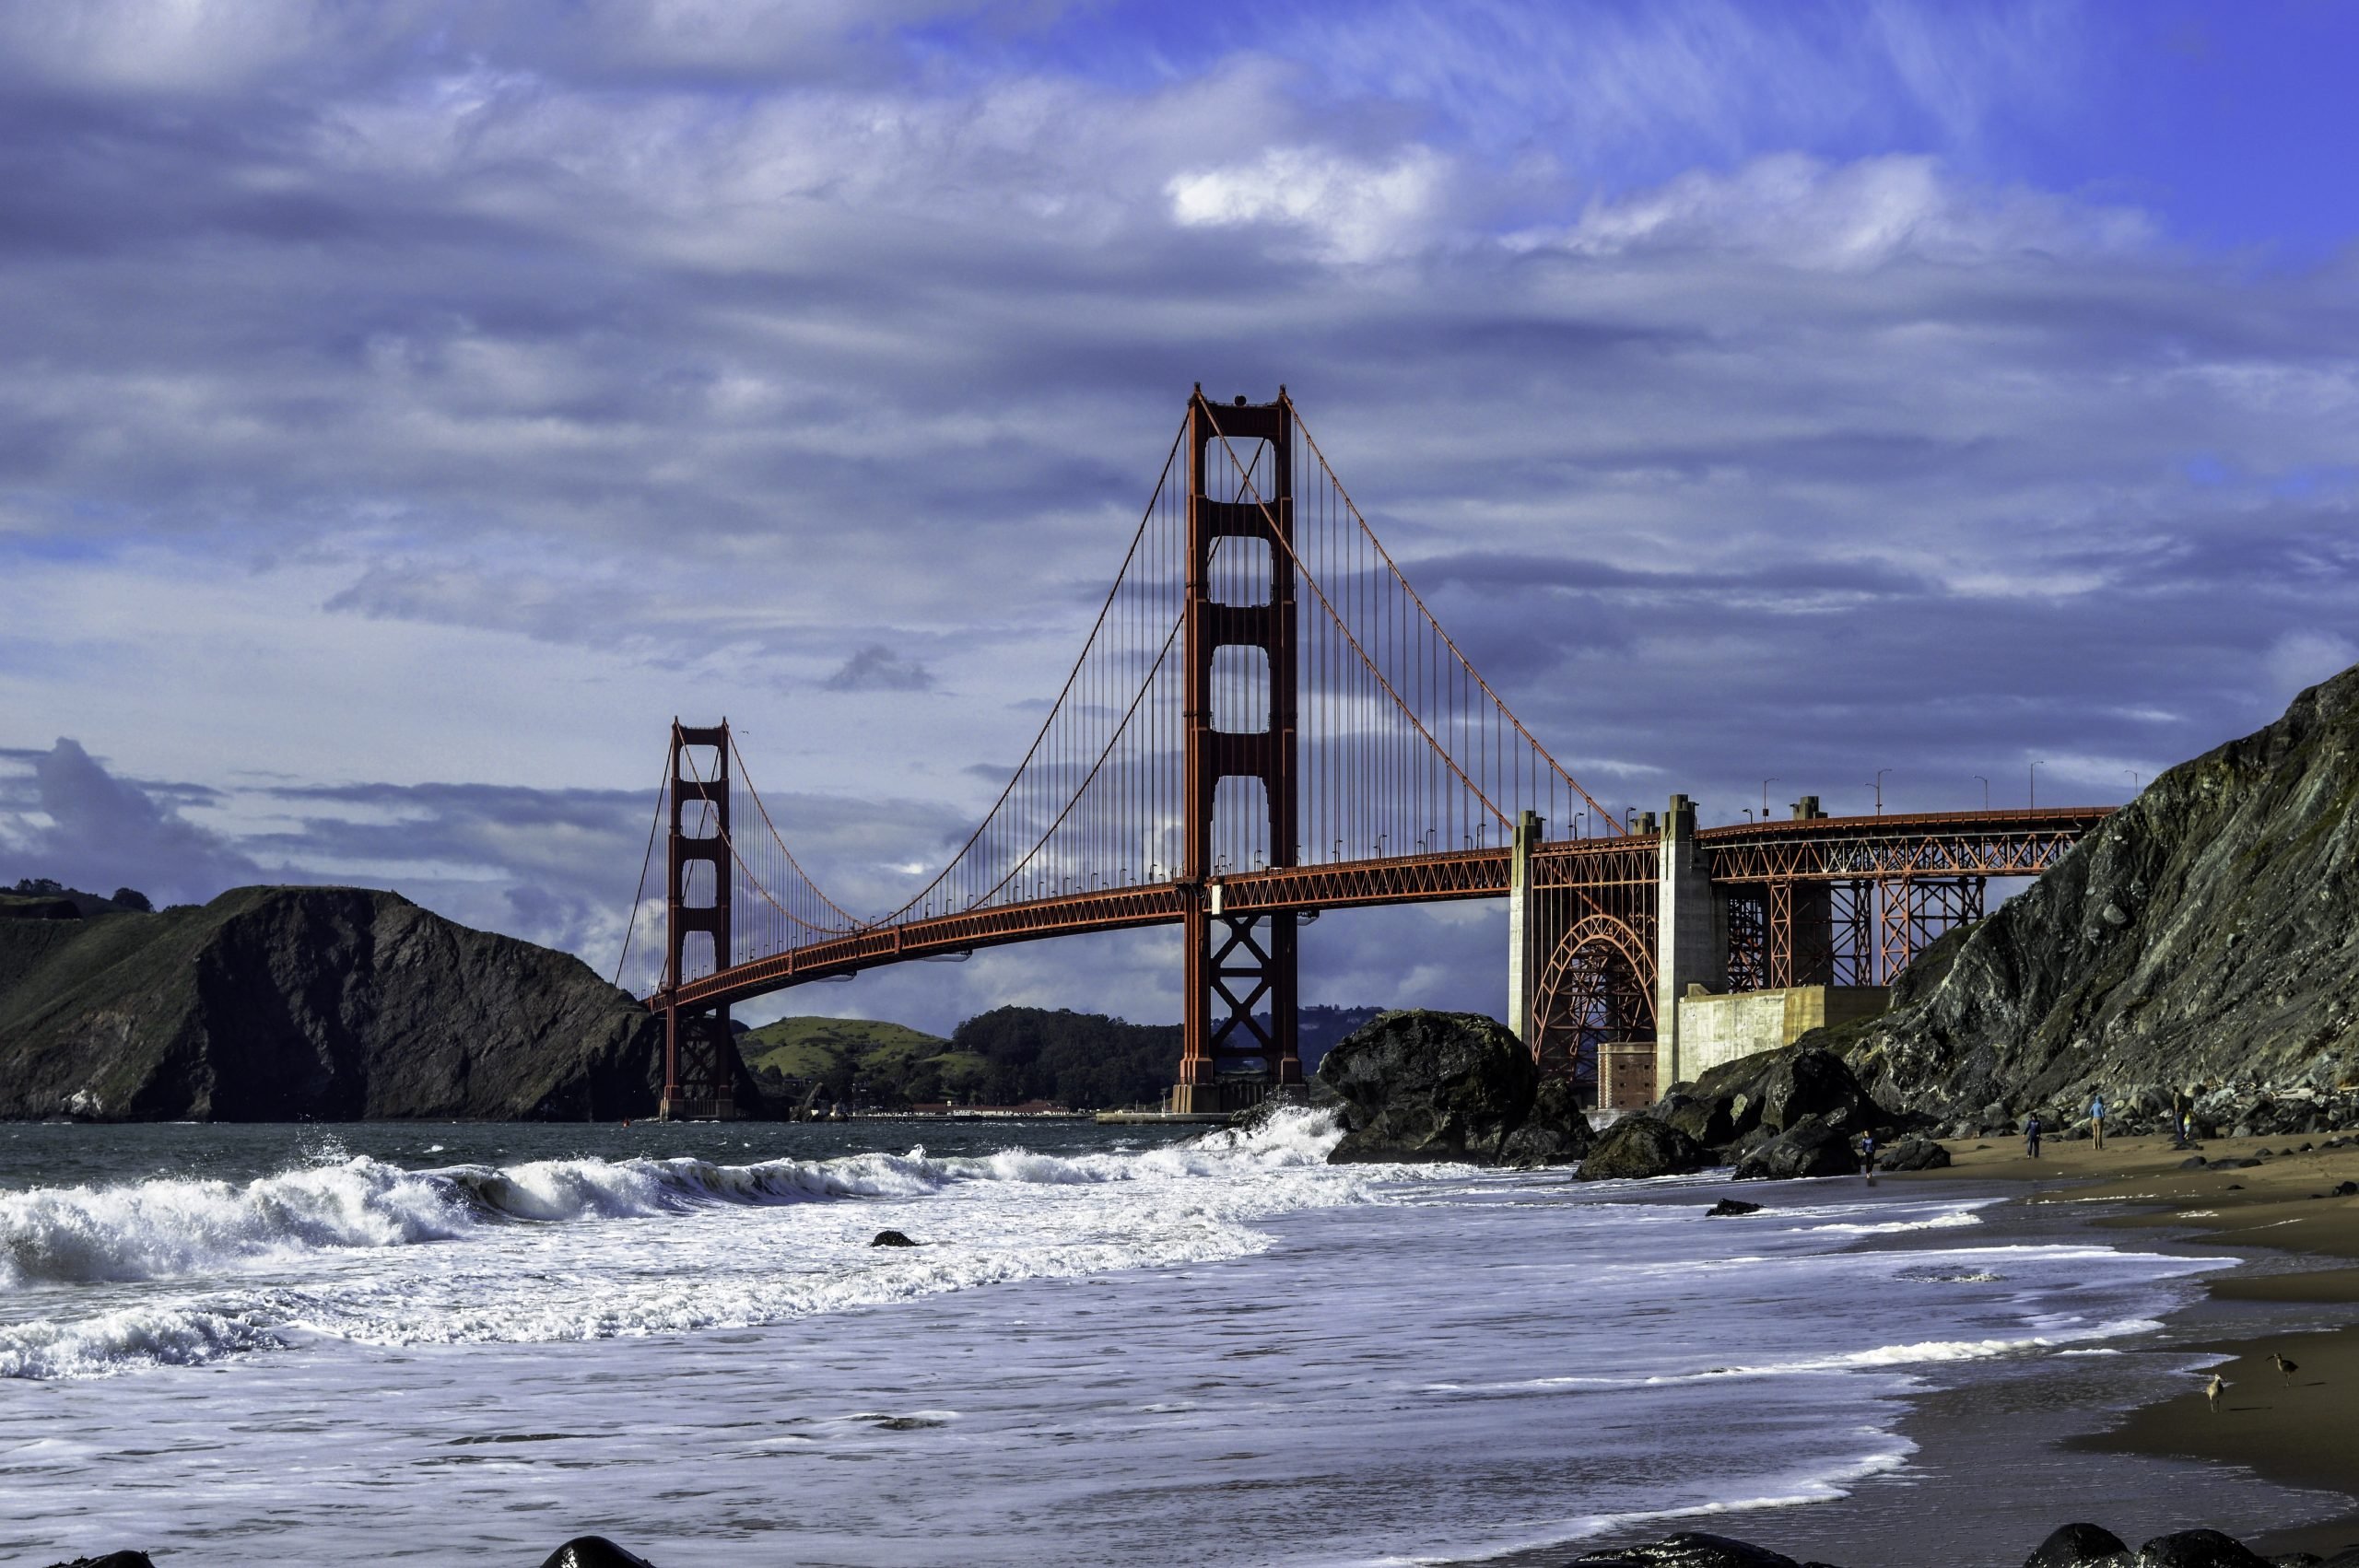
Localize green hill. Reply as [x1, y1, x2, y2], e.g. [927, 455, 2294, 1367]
[738, 1015, 946, 1080]
[743, 1003, 1384, 1111]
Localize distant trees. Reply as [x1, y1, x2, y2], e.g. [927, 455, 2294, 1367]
[944, 1007, 1183, 1109]
[5, 879, 156, 912]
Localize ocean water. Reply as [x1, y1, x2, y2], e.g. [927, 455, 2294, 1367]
[0, 1115, 2334, 1566]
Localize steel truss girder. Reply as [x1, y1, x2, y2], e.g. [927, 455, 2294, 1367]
[1698, 808, 2109, 883]
[656, 809, 2109, 1018]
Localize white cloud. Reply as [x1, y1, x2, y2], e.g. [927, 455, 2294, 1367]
[1168, 145, 1452, 263]
[3, 6, 2355, 1027]
[1554, 152, 2154, 269]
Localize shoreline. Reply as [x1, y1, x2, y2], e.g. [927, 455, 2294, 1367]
[1904, 1129, 2359, 1557]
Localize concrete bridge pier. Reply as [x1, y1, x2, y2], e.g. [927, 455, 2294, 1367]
[1650, 792, 1726, 1099]
[1505, 809, 1545, 1047]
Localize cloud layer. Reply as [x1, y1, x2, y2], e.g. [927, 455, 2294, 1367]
[3, 1, 2355, 1032]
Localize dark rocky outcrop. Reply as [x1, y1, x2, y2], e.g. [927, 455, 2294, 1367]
[0, 885, 744, 1121]
[1817, 667, 2359, 1131]
[1732, 1115, 1860, 1181]
[871, 1230, 920, 1247]
[1628, 1047, 1895, 1177]
[1319, 1010, 1591, 1165]
[538, 1539, 658, 1568]
[1575, 1115, 1710, 1181]
[1688, 1047, 1886, 1146]
[1875, 1135, 1953, 1173]
[2025, 1522, 2130, 1567]
[1706, 1198, 1763, 1217]
[41, 1555, 156, 1568]
[2134, 1530, 2271, 1568]
[1499, 1076, 1596, 1166]
[1567, 1532, 1810, 1567]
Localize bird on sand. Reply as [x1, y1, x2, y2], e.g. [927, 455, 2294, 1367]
[2271, 1352, 2299, 1383]
[2206, 1374, 2227, 1410]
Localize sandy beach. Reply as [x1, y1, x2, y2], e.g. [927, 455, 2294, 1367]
[1907, 1130, 2359, 1556]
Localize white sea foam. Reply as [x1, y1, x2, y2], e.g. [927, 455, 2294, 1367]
[0, 1117, 2271, 1568]
[0, 1302, 282, 1380]
[0, 1107, 1388, 1378]
[0, 1106, 1354, 1297]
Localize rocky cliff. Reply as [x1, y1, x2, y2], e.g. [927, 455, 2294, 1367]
[1829, 665, 2359, 1135]
[0, 886, 687, 1121]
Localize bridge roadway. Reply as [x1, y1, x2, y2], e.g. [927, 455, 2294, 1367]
[660, 805, 2109, 1015]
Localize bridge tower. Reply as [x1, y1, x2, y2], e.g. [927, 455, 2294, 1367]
[661, 719, 738, 1121]
[1173, 388, 1300, 1113]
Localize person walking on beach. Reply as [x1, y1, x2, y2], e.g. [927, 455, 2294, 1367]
[2088, 1091, 2107, 1152]
[1858, 1129, 1878, 1185]
[2025, 1111, 2042, 1160]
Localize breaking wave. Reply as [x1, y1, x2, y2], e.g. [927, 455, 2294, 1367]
[0, 1106, 1347, 1293]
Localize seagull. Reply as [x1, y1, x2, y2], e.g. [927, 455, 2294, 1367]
[2206, 1374, 2226, 1410]
[2271, 1352, 2299, 1384]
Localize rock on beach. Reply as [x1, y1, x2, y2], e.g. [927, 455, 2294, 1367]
[1317, 1010, 1591, 1165]
[1575, 1116, 1710, 1181]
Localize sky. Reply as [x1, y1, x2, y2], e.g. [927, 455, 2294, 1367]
[3, 0, 2356, 1035]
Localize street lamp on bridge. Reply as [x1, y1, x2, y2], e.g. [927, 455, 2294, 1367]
[1762, 778, 1778, 820]
[1872, 767, 1892, 816]
[2030, 759, 2044, 809]
[1975, 775, 1989, 811]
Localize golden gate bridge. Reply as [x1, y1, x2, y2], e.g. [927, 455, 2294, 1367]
[624, 389, 2107, 1120]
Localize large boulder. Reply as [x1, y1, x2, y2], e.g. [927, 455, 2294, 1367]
[1877, 1136, 1953, 1173]
[2025, 1523, 2130, 1568]
[1732, 1116, 1860, 1181]
[1576, 1116, 1712, 1181]
[1661, 1047, 1886, 1166]
[1654, 1090, 1737, 1148]
[1568, 1532, 1806, 1567]
[1761, 1048, 1873, 1133]
[1320, 1010, 1579, 1164]
[538, 1540, 658, 1568]
[1499, 1076, 1597, 1166]
[2134, 1531, 2268, 1568]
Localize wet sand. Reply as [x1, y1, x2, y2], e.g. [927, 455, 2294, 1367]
[1905, 1130, 2359, 1556]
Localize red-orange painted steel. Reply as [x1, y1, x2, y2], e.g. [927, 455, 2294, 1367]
[653, 807, 2111, 1018]
[1178, 390, 1301, 1101]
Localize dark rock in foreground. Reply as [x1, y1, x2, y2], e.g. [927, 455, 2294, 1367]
[1732, 1115, 1860, 1181]
[1557, 1520, 2336, 1568]
[2025, 1521, 2130, 1567]
[1568, 1530, 1807, 1567]
[538, 1539, 658, 1568]
[1500, 1076, 1595, 1166]
[0, 885, 744, 1121]
[871, 1229, 920, 1247]
[1681, 1047, 1890, 1151]
[1876, 1135, 1952, 1172]
[42, 1554, 157, 1568]
[1575, 1115, 1710, 1181]
[1319, 1010, 1591, 1165]
[1706, 1198, 1762, 1216]
[2132, 1529, 2271, 1568]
